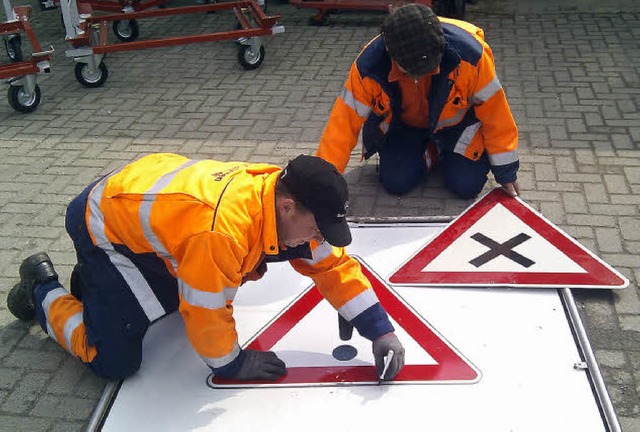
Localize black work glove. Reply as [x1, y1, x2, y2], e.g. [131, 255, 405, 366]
[234, 349, 287, 381]
[372, 332, 405, 380]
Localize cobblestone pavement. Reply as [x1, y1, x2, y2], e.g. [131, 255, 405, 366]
[0, 0, 638, 430]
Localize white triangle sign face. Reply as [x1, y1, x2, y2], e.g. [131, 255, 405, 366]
[389, 188, 629, 289]
[209, 258, 479, 387]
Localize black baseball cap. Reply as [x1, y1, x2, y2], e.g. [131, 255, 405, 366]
[280, 155, 352, 247]
[382, 4, 445, 77]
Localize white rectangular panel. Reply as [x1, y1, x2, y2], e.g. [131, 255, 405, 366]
[99, 225, 608, 432]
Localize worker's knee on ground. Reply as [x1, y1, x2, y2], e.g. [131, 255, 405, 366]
[90, 342, 143, 380]
[444, 174, 487, 199]
[441, 152, 490, 199]
[379, 168, 422, 195]
[91, 354, 141, 380]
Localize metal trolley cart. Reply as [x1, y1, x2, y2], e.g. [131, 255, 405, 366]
[58, 0, 170, 14]
[49, 0, 266, 43]
[289, 0, 465, 26]
[60, 0, 283, 87]
[0, 2, 53, 112]
[53, 0, 169, 43]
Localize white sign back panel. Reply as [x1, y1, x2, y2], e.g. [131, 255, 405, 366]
[100, 225, 607, 432]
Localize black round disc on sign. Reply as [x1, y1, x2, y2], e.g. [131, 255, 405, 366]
[332, 344, 358, 361]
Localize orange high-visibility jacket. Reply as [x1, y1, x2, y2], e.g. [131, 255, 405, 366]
[317, 18, 519, 184]
[86, 153, 392, 374]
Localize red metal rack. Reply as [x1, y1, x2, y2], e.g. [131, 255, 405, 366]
[60, 0, 283, 87]
[0, 3, 53, 112]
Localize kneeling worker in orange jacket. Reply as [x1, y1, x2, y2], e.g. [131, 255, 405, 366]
[316, 4, 520, 199]
[6, 153, 405, 381]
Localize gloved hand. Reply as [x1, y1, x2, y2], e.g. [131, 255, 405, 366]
[234, 349, 287, 381]
[501, 180, 521, 197]
[372, 332, 405, 380]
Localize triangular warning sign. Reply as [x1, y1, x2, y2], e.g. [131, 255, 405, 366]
[389, 188, 629, 289]
[210, 258, 479, 387]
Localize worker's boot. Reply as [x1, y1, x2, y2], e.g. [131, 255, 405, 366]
[7, 252, 58, 321]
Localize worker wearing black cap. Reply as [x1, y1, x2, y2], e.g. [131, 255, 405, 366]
[317, 4, 520, 199]
[7, 153, 405, 383]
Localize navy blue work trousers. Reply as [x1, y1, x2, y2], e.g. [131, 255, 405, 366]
[365, 117, 491, 198]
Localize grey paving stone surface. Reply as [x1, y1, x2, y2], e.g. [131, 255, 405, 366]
[0, 0, 638, 430]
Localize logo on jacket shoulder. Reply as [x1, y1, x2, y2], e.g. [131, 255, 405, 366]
[211, 165, 241, 181]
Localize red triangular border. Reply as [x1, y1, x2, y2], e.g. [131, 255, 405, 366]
[212, 258, 479, 386]
[389, 188, 628, 288]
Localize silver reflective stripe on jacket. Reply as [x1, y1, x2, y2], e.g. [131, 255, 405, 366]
[338, 288, 379, 321]
[302, 241, 334, 266]
[437, 77, 502, 132]
[436, 108, 467, 130]
[63, 312, 83, 354]
[339, 87, 372, 119]
[42, 287, 72, 351]
[471, 76, 502, 104]
[88, 178, 166, 322]
[453, 122, 482, 156]
[178, 279, 237, 310]
[138, 159, 199, 273]
[201, 341, 241, 368]
[489, 149, 519, 166]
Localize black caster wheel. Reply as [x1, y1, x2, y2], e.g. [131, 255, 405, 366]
[113, 19, 140, 42]
[238, 45, 265, 70]
[4, 35, 23, 62]
[7, 84, 41, 113]
[74, 62, 109, 87]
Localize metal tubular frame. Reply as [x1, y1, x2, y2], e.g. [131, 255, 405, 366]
[60, 0, 283, 86]
[85, 381, 120, 432]
[72, 0, 170, 13]
[561, 287, 621, 432]
[70, 3, 280, 52]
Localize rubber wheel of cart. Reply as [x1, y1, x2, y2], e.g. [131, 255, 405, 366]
[113, 19, 140, 42]
[75, 62, 109, 88]
[4, 35, 23, 63]
[7, 84, 41, 113]
[238, 45, 265, 70]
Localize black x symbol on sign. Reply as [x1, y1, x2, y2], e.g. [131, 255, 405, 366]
[469, 233, 535, 268]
